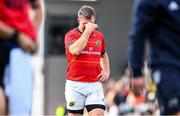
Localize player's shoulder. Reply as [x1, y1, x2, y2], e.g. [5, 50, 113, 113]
[95, 31, 104, 38]
[65, 28, 77, 36]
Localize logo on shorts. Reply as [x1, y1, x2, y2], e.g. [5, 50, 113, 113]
[168, 98, 179, 108]
[69, 101, 75, 107]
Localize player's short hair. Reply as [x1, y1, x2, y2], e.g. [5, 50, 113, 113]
[78, 5, 96, 19]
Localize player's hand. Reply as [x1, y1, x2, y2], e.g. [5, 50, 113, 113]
[97, 70, 110, 83]
[130, 77, 146, 97]
[84, 23, 98, 34]
[17, 33, 38, 54]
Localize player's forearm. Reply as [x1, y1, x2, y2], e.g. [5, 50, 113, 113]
[69, 31, 91, 55]
[128, 0, 157, 78]
[100, 52, 110, 74]
[128, 37, 145, 77]
[30, 0, 44, 30]
[0, 21, 15, 40]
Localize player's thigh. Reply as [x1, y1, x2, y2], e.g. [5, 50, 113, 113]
[85, 82, 105, 114]
[65, 81, 86, 111]
[85, 82, 105, 106]
[88, 108, 104, 116]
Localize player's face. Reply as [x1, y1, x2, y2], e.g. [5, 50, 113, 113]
[78, 15, 95, 30]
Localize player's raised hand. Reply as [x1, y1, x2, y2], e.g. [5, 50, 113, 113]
[84, 22, 98, 34]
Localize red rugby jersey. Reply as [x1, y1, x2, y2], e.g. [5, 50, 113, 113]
[0, 0, 37, 40]
[65, 28, 106, 82]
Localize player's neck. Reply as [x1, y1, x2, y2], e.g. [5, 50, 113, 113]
[77, 26, 85, 33]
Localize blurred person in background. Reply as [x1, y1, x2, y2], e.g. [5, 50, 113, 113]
[0, 0, 44, 115]
[128, 0, 180, 115]
[106, 79, 127, 116]
[64, 5, 110, 116]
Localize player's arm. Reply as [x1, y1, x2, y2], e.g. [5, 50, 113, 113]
[29, 0, 45, 30]
[129, 0, 158, 77]
[69, 23, 98, 56]
[0, 22, 37, 53]
[129, 0, 158, 96]
[0, 21, 37, 53]
[98, 52, 110, 83]
[0, 0, 44, 39]
[0, 21, 17, 39]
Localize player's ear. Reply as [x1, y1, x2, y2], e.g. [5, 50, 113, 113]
[77, 19, 80, 23]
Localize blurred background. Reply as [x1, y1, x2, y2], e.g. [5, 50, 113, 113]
[32, 0, 159, 115]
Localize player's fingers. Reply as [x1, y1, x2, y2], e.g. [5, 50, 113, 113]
[99, 75, 104, 82]
[99, 77, 103, 82]
[30, 43, 38, 54]
[101, 77, 108, 83]
[134, 85, 144, 96]
[22, 45, 30, 52]
[97, 73, 102, 78]
[94, 24, 98, 28]
[139, 88, 144, 96]
[104, 76, 109, 82]
[100, 75, 107, 82]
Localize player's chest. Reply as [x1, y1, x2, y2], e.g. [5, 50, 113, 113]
[86, 35, 102, 52]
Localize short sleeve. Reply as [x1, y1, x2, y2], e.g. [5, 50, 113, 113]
[64, 32, 76, 49]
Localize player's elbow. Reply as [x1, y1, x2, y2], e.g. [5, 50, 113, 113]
[69, 48, 81, 56]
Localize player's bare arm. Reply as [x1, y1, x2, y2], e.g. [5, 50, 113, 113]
[69, 22, 98, 56]
[98, 52, 110, 83]
[0, 11, 42, 53]
[0, 21, 35, 53]
[29, 0, 44, 30]
[0, 21, 16, 39]
[0, 0, 44, 40]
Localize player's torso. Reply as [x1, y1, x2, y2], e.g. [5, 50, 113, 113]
[0, 0, 29, 18]
[66, 28, 104, 82]
[1, 0, 28, 9]
[67, 28, 103, 63]
[0, 0, 37, 40]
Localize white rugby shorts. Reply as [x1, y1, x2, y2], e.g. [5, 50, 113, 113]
[65, 80, 105, 110]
